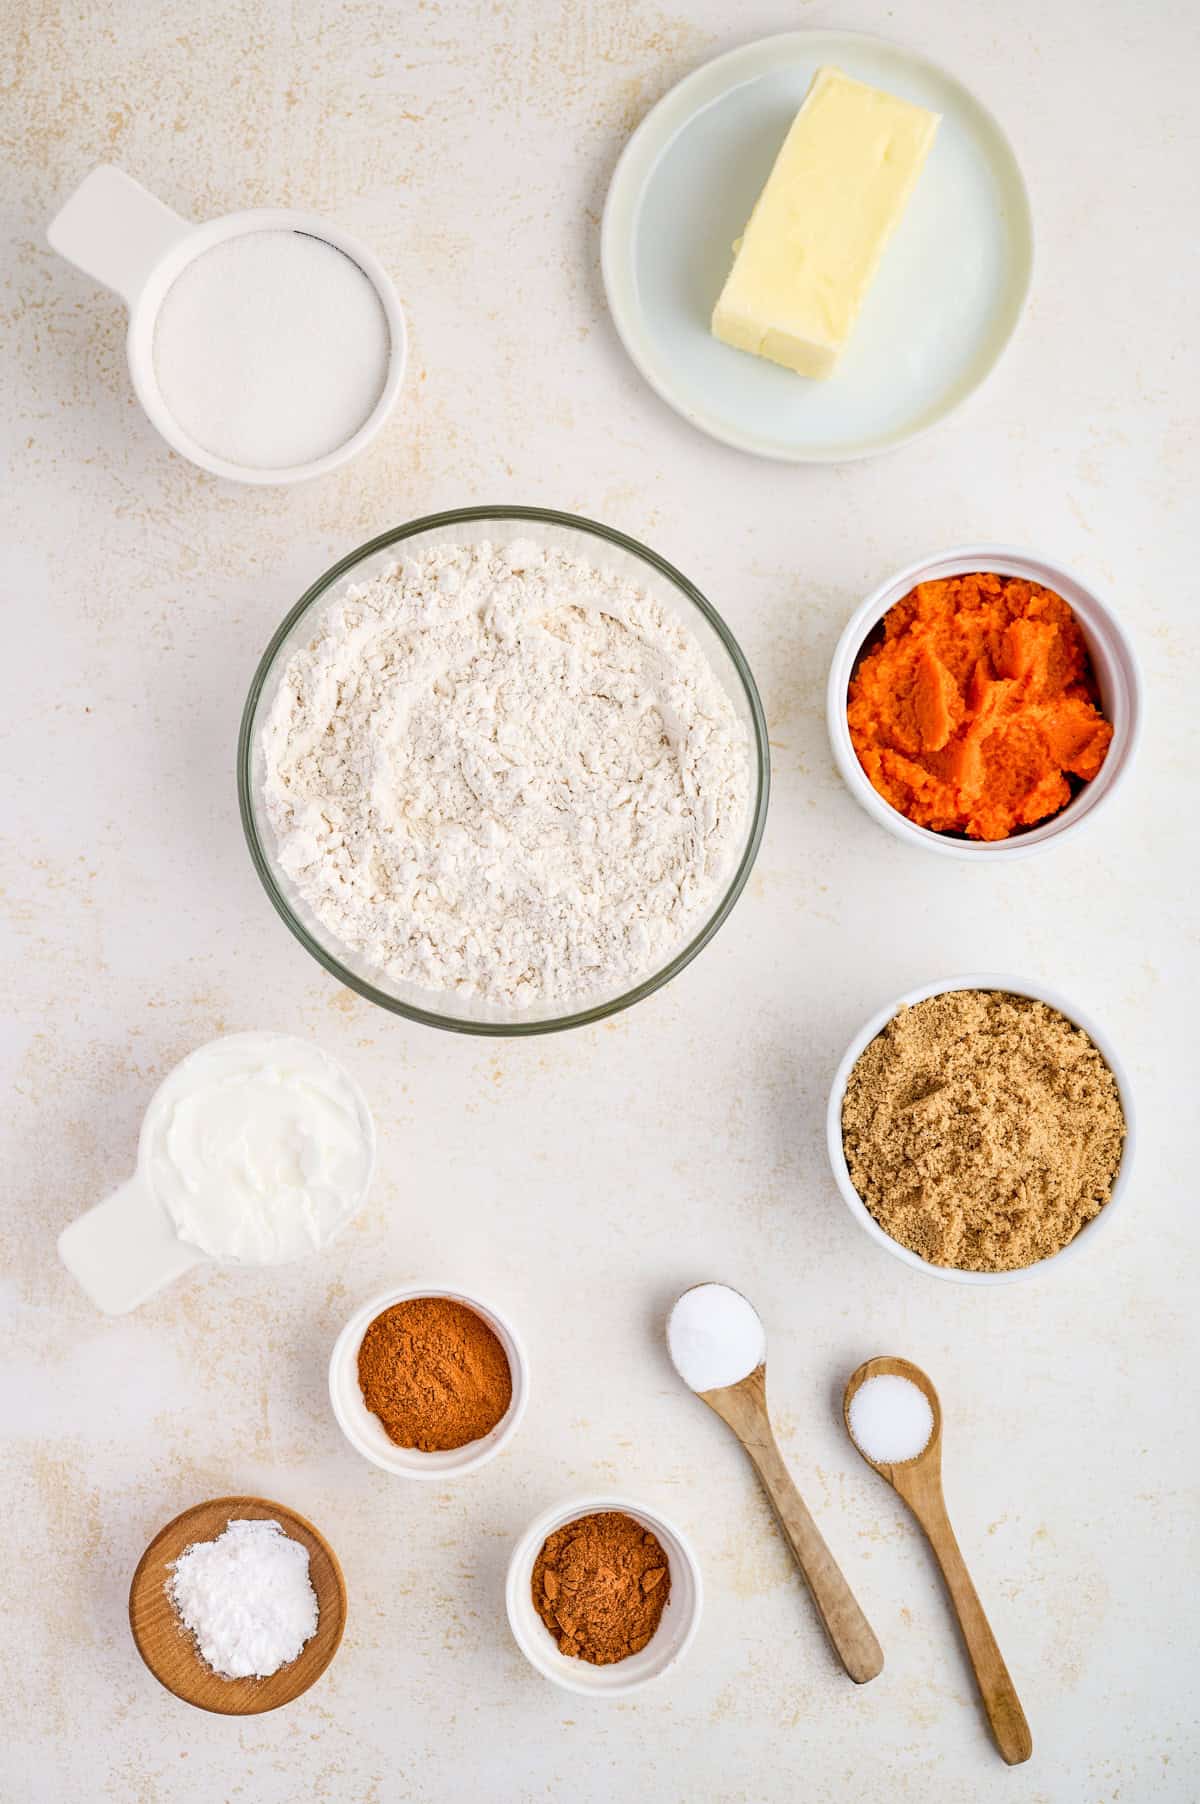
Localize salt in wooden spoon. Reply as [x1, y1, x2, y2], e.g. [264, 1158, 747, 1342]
[668, 1283, 883, 1684]
[843, 1356, 1032, 1765]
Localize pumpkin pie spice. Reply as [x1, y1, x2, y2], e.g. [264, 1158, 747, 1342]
[532, 1511, 670, 1665]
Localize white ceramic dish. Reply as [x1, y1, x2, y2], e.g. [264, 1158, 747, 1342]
[826, 974, 1136, 1285]
[602, 31, 1033, 463]
[47, 165, 406, 485]
[826, 544, 1142, 858]
[506, 1495, 702, 1697]
[328, 1284, 529, 1478]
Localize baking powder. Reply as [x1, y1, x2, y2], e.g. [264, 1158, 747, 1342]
[166, 1517, 319, 1680]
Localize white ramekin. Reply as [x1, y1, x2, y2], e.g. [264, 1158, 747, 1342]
[827, 973, 1136, 1285]
[506, 1495, 703, 1697]
[48, 165, 406, 486]
[329, 1284, 528, 1478]
[826, 545, 1142, 859]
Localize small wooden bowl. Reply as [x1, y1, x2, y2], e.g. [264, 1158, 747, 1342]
[128, 1495, 347, 1714]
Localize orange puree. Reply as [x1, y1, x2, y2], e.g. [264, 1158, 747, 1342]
[847, 572, 1113, 841]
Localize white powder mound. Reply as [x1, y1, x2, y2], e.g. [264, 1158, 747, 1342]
[261, 539, 751, 1009]
[167, 1518, 319, 1680]
[667, 1282, 765, 1391]
[848, 1374, 934, 1465]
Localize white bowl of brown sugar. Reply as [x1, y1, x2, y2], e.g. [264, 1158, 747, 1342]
[328, 1284, 529, 1477]
[826, 975, 1135, 1285]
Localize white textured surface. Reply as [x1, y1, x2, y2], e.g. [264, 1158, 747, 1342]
[1, 2, 1197, 1800]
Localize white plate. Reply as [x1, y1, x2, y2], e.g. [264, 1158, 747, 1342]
[601, 31, 1034, 462]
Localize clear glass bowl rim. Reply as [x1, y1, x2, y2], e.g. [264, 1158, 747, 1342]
[237, 504, 771, 1036]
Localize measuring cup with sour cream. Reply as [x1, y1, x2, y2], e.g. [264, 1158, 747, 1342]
[58, 1033, 376, 1314]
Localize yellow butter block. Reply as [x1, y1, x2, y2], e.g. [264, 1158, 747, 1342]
[711, 67, 940, 379]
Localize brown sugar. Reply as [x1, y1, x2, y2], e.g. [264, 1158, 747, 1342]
[841, 990, 1125, 1272]
[357, 1296, 512, 1451]
[531, 1511, 670, 1665]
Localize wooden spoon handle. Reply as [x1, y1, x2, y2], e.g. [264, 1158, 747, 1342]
[919, 1494, 1032, 1765]
[744, 1434, 883, 1684]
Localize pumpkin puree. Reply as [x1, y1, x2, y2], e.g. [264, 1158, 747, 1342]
[847, 572, 1113, 840]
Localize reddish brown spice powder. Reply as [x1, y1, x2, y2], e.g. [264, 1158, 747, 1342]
[531, 1510, 670, 1665]
[357, 1296, 512, 1451]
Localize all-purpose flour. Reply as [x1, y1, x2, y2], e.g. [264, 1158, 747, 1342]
[262, 540, 751, 1009]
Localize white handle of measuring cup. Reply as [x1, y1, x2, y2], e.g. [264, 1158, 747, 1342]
[47, 165, 193, 307]
[58, 1174, 207, 1315]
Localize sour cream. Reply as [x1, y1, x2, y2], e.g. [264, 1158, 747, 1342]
[142, 1033, 375, 1264]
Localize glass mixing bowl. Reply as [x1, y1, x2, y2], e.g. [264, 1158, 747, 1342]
[238, 506, 770, 1035]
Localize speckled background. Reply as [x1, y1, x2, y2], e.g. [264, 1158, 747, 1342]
[2, 1, 1197, 1799]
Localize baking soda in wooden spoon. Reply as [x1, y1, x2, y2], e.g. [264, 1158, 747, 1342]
[667, 1281, 766, 1391]
[667, 1283, 883, 1684]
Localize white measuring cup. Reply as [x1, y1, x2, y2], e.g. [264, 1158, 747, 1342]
[58, 1033, 376, 1315]
[47, 165, 407, 485]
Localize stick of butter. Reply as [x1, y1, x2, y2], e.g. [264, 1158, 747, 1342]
[711, 67, 940, 379]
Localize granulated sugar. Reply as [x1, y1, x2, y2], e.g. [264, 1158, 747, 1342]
[848, 1374, 934, 1465]
[262, 540, 751, 1009]
[166, 1517, 319, 1680]
[154, 229, 389, 469]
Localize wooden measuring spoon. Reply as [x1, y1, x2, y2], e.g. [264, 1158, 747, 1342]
[843, 1357, 1032, 1765]
[669, 1285, 882, 1683]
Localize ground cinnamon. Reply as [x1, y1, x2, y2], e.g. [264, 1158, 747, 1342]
[531, 1511, 670, 1664]
[357, 1297, 512, 1451]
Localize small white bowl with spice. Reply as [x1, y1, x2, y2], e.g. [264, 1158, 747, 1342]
[822, 974, 1133, 1284]
[328, 1284, 529, 1478]
[506, 1495, 703, 1697]
[826, 546, 1142, 859]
